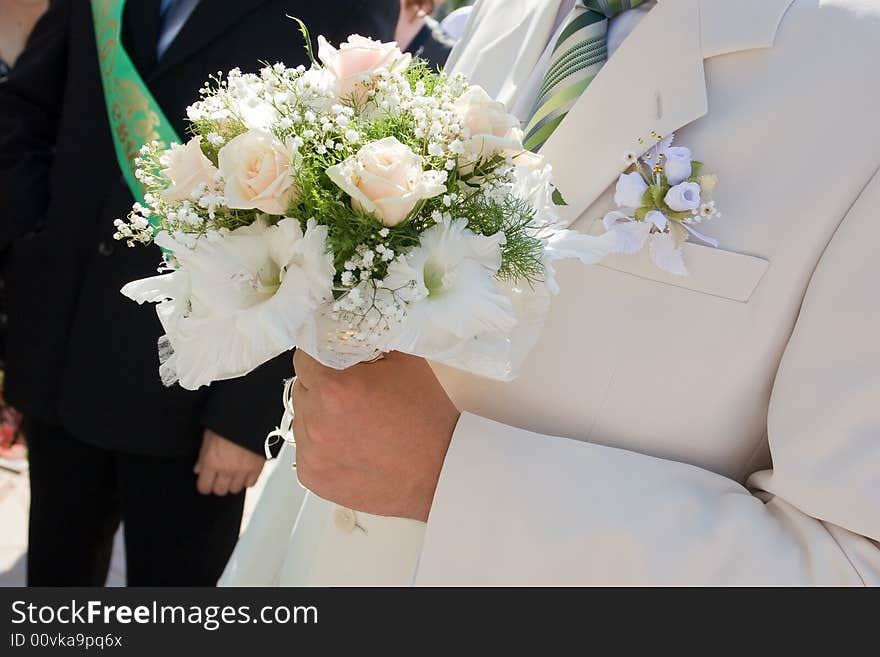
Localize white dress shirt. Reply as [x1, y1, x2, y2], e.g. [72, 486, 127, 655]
[512, 0, 657, 120]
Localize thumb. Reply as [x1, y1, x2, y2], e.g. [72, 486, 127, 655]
[194, 428, 213, 474]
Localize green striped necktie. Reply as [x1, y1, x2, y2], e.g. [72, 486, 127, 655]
[522, 0, 644, 151]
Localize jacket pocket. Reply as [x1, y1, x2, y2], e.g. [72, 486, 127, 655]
[597, 242, 769, 303]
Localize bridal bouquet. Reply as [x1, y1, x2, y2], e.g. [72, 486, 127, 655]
[116, 26, 615, 390]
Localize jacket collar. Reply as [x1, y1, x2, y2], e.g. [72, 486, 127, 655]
[445, 0, 565, 106]
[149, 0, 275, 81]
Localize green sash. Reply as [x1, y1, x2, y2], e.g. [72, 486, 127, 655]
[90, 0, 180, 206]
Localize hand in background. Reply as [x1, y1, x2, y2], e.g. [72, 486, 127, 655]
[194, 429, 265, 496]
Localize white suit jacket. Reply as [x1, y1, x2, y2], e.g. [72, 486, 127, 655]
[222, 0, 880, 586]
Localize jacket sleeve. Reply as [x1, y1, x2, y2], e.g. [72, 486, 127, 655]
[416, 166, 880, 586]
[201, 351, 293, 456]
[0, 0, 71, 251]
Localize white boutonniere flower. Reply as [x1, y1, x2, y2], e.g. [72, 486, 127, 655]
[601, 132, 723, 275]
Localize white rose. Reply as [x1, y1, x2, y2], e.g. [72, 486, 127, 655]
[664, 181, 702, 212]
[663, 146, 693, 185]
[318, 35, 412, 104]
[327, 137, 447, 226]
[614, 171, 649, 209]
[218, 130, 299, 215]
[454, 86, 523, 160]
[161, 137, 219, 202]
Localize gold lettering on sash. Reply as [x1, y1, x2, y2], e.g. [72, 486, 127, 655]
[90, 0, 179, 205]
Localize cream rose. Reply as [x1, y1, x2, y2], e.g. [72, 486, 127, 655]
[454, 86, 523, 160]
[318, 34, 412, 103]
[218, 130, 299, 215]
[326, 137, 447, 227]
[161, 137, 219, 202]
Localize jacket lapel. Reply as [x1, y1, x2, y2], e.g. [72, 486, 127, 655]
[122, 0, 162, 77]
[150, 0, 275, 81]
[541, 0, 707, 227]
[542, 0, 796, 227]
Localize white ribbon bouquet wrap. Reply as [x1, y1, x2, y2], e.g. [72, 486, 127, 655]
[117, 26, 617, 427]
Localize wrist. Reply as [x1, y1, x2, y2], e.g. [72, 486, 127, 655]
[410, 410, 460, 522]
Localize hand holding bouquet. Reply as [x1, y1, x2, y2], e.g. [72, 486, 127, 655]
[117, 24, 617, 390]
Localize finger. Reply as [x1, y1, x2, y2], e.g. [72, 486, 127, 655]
[212, 473, 232, 497]
[245, 470, 260, 489]
[196, 468, 216, 496]
[228, 472, 248, 495]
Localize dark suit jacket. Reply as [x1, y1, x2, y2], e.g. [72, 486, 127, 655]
[0, 0, 399, 456]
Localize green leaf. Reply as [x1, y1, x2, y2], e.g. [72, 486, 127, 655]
[650, 184, 667, 208]
[688, 160, 703, 181]
[552, 188, 568, 206]
[287, 15, 317, 65]
[634, 207, 650, 221]
[664, 209, 692, 221]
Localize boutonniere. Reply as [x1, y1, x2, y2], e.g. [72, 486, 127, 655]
[602, 132, 721, 276]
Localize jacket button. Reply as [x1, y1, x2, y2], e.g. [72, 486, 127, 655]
[97, 240, 115, 256]
[333, 506, 358, 533]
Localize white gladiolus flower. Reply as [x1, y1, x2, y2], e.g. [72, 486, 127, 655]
[509, 163, 558, 226]
[121, 217, 334, 389]
[382, 219, 516, 355]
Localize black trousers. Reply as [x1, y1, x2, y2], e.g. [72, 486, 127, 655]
[26, 419, 244, 586]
